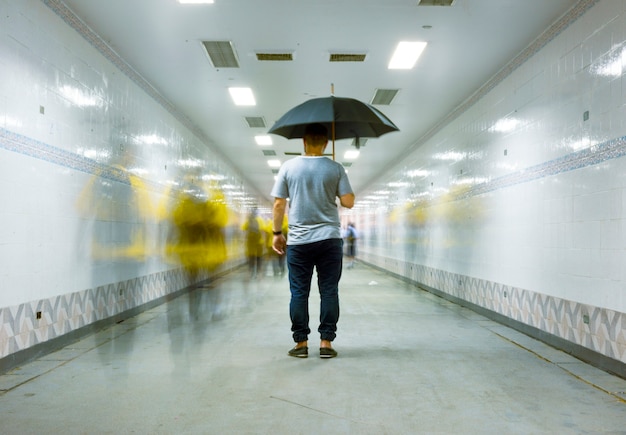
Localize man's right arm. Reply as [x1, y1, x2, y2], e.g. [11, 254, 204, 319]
[272, 197, 287, 255]
[339, 193, 355, 209]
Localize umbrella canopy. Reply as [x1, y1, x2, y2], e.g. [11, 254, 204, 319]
[268, 96, 399, 141]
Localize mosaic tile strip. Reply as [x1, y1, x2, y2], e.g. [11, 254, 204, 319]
[0, 127, 131, 185]
[359, 250, 626, 365]
[458, 136, 626, 200]
[0, 265, 213, 359]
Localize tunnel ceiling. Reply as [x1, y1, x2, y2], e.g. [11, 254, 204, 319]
[59, 0, 579, 201]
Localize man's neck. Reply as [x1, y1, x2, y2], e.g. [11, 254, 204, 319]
[304, 145, 326, 156]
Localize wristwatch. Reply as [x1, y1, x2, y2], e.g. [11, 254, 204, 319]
[272, 230, 282, 235]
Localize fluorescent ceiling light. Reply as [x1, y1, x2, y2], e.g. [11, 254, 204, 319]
[255, 135, 273, 146]
[178, 0, 214, 3]
[344, 150, 360, 160]
[267, 160, 281, 168]
[228, 87, 256, 106]
[388, 42, 427, 69]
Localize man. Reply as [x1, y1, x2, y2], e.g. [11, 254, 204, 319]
[271, 123, 355, 359]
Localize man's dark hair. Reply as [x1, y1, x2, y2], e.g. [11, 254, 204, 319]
[304, 123, 328, 138]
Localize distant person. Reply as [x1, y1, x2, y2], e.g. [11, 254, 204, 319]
[345, 222, 357, 269]
[242, 208, 265, 279]
[271, 123, 355, 359]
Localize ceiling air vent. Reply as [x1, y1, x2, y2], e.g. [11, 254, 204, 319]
[245, 116, 266, 128]
[202, 40, 239, 68]
[417, 0, 455, 5]
[256, 52, 293, 61]
[342, 162, 353, 167]
[262, 150, 276, 156]
[329, 53, 367, 62]
[351, 138, 368, 148]
[272, 169, 279, 174]
[371, 89, 399, 105]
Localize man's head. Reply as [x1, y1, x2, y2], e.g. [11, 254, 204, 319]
[303, 123, 328, 147]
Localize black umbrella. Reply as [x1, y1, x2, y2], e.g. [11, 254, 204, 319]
[268, 94, 399, 160]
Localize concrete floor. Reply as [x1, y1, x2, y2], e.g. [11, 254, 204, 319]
[1, 263, 625, 434]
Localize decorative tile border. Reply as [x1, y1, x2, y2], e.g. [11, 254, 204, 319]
[0, 265, 228, 360]
[359, 251, 626, 367]
[0, 127, 133, 186]
[458, 135, 626, 200]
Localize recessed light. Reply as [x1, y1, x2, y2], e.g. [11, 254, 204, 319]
[344, 150, 360, 160]
[255, 135, 273, 146]
[388, 41, 427, 69]
[228, 87, 256, 106]
[267, 159, 281, 168]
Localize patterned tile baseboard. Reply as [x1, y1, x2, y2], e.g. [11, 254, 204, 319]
[0, 264, 237, 364]
[359, 251, 626, 368]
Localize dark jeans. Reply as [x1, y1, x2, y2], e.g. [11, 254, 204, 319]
[287, 238, 343, 342]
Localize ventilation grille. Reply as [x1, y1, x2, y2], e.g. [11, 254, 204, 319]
[371, 89, 399, 105]
[256, 52, 293, 61]
[245, 117, 266, 128]
[202, 41, 239, 68]
[342, 162, 353, 167]
[262, 150, 276, 156]
[329, 53, 367, 62]
[418, 0, 455, 5]
[272, 169, 279, 174]
[351, 138, 368, 148]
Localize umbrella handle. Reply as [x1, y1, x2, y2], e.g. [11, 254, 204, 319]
[331, 83, 335, 160]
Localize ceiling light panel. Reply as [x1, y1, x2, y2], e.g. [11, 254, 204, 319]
[371, 89, 399, 105]
[388, 41, 427, 69]
[202, 41, 239, 68]
[255, 135, 273, 145]
[344, 150, 360, 159]
[228, 87, 256, 106]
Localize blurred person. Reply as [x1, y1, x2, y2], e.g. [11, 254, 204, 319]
[271, 123, 355, 359]
[166, 179, 228, 326]
[242, 208, 265, 279]
[345, 222, 358, 269]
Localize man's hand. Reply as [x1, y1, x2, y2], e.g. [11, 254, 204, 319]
[272, 234, 286, 255]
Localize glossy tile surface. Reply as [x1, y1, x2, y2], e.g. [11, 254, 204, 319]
[1, 265, 624, 434]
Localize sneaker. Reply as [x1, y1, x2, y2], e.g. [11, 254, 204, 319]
[319, 347, 337, 358]
[288, 346, 308, 358]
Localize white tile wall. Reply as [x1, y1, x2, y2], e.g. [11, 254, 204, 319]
[0, 0, 250, 361]
[350, 0, 626, 365]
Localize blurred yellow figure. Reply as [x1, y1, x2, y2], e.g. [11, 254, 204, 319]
[167, 183, 228, 279]
[241, 208, 265, 279]
[75, 162, 152, 261]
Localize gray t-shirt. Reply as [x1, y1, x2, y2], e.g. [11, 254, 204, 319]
[271, 156, 353, 245]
